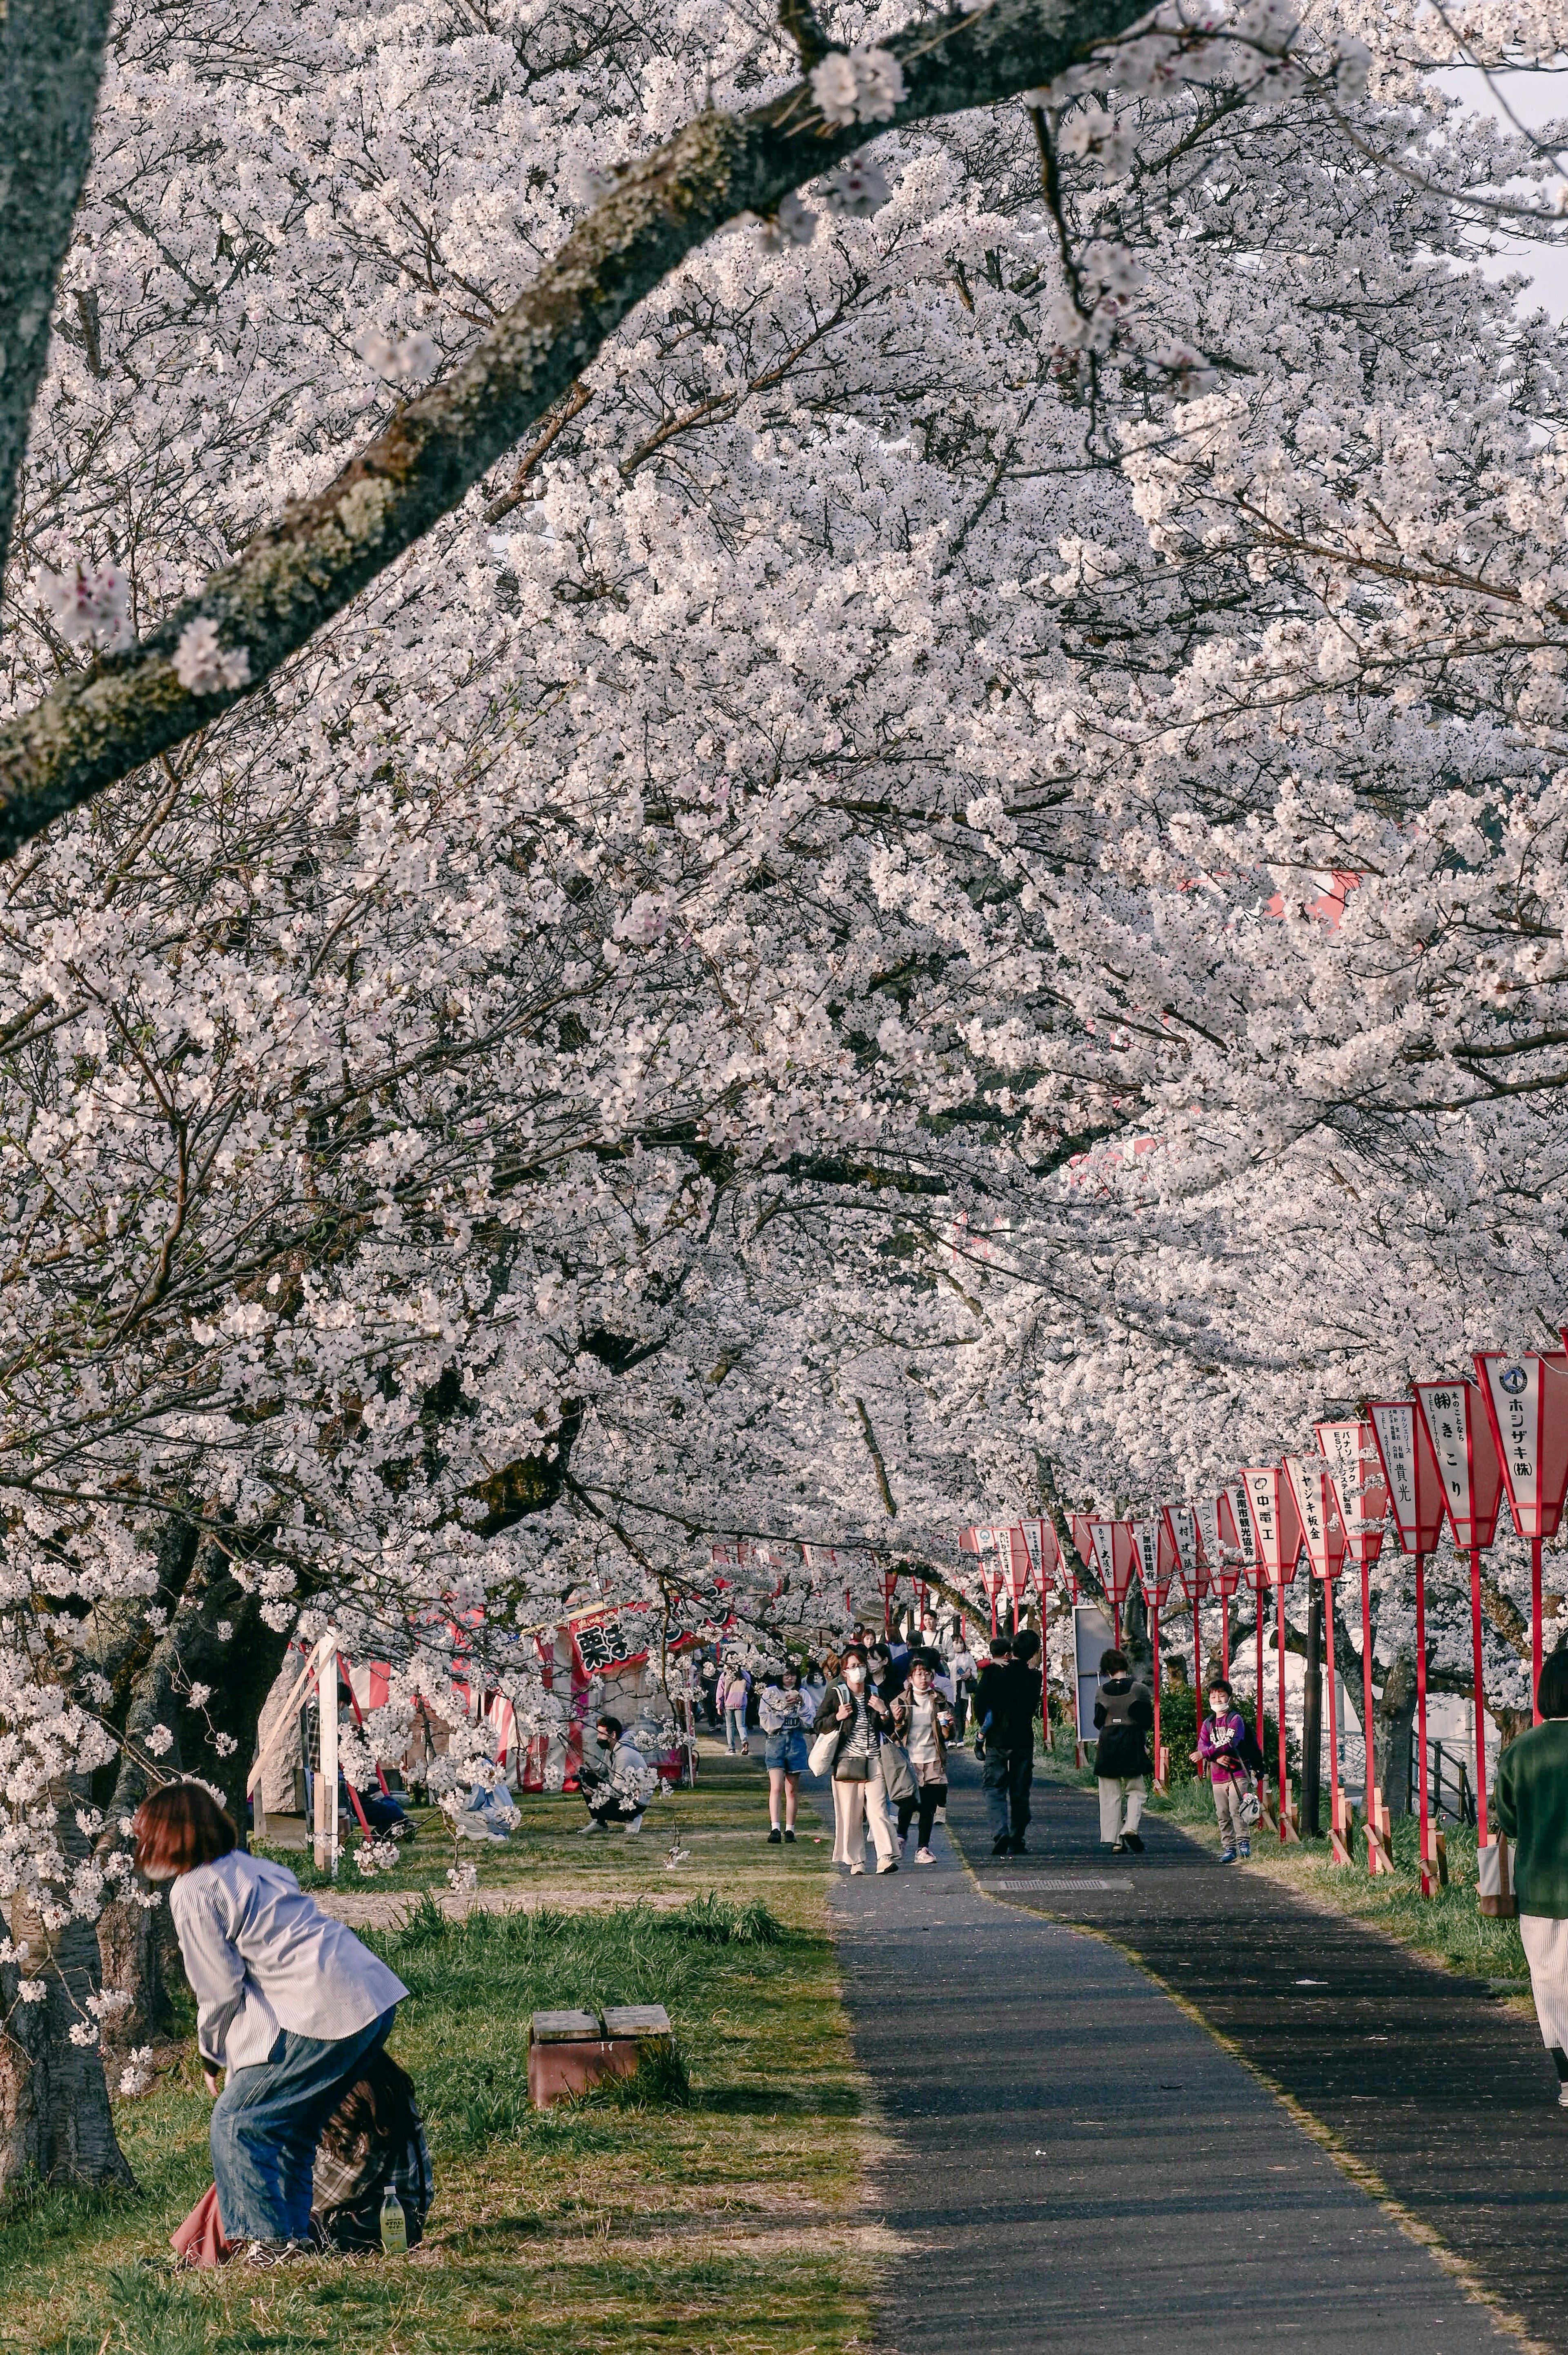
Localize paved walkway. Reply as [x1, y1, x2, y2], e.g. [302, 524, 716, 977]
[819, 1756, 1538, 2354]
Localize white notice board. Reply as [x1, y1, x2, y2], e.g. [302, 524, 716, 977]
[1074, 1601, 1116, 1751]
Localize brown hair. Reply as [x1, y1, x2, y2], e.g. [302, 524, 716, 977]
[320, 2049, 419, 2161]
[132, 1782, 238, 1877]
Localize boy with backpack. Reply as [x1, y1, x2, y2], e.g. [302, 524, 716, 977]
[1194, 1678, 1254, 1862]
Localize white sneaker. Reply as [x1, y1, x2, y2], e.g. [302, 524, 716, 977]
[1558, 2083, 1568, 2110]
[624, 1815, 644, 1835]
[915, 1847, 935, 1864]
[577, 1818, 606, 1834]
[934, 1806, 947, 1823]
[877, 1857, 899, 1875]
[849, 1862, 865, 1876]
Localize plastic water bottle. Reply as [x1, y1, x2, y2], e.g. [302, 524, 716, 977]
[379, 2185, 408, 2256]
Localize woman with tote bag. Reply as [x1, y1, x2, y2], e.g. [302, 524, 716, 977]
[810, 1647, 899, 1875]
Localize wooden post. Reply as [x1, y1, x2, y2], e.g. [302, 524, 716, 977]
[314, 1633, 339, 1877]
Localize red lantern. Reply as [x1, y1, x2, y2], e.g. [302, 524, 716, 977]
[1086, 1517, 1136, 1646]
[1475, 1350, 1568, 1724]
[1238, 1468, 1303, 1839]
[1316, 1420, 1389, 1874]
[1412, 1380, 1504, 1847]
[1285, 1455, 1350, 1854]
[1366, 1398, 1448, 1887]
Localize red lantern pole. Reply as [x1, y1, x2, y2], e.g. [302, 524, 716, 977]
[1151, 1599, 1161, 1777]
[1415, 1549, 1433, 1897]
[1256, 1608, 1265, 1771]
[1323, 1570, 1342, 1841]
[1040, 1578, 1050, 1748]
[1192, 1593, 1201, 1699]
[1468, 1542, 1488, 1845]
[1359, 1553, 1376, 1851]
[1275, 1577, 1290, 1840]
[1533, 1535, 1544, 1725]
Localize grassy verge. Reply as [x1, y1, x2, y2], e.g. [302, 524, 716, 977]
[1045, 1720, 1529, 1989]
[1143, 1770, 1530, 1986]
[0, 1757, 873, 2355]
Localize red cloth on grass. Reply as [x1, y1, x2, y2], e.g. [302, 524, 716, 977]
[171, 2182, 234, 2268]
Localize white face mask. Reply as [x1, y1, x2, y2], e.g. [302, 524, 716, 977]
[844, 1664, 865, 1687]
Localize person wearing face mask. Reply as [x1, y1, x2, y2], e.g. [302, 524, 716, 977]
[758, 1661, 812, 1841]
[133, 1780, 408, 2268]
[891, 1654, 953, 1862]
[812, 1646, 899, 1875]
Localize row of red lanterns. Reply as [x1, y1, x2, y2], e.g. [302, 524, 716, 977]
[960, 1345, 1568, 1896]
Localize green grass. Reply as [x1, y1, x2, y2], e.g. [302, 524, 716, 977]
[0, 1759, 873, 2355]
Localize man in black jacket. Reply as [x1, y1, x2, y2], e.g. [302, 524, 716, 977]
[976, 1631, 1043, 1855]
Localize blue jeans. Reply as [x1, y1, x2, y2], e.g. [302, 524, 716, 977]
[211, 2005, 398, 2243]
[724, 1706, 748, 1752]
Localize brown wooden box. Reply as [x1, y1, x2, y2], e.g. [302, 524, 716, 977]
[527, 2005, 673, 2107]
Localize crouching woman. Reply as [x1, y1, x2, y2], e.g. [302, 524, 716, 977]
[135, 1781, 409, 2264]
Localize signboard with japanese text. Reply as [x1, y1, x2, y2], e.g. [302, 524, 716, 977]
[1366, 1400, 1445, 1555]
[1314, 1421, 1388, 1567]
[1413, 1379, 1505, 1551]
[1239, 1467, 1302, 1585]
[1162, 1505, 1209, 1602]
[1285, 1455, 1347, 1580]
[1473, 1352, 1568, 1542]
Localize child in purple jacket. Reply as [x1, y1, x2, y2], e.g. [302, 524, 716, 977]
[1194, 1679, 1251, 1863]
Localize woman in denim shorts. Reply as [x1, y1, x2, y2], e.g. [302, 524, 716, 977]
[758, 1663, 812, 1842]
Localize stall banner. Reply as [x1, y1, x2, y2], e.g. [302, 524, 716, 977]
[1413, 1379, 1506, 1552]
[1473, 1352, 1568, 1541]
[1314, 1421, 1388, 1566]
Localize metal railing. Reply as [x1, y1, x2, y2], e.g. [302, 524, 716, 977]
[1410, 1732, 1475, 1826]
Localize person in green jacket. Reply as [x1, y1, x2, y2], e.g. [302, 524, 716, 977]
[1496, 1647, 1568, 2107]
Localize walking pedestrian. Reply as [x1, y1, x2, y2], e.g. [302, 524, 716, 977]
[893, 1654, 953, 1862]
[976, 1631, 1043, 1856]
[759, 1661, 811, 1842]
[134, 1780, 408, 2266]
[718, 1657, 753, 1754]
[1497, 1647, 1568, 2105]
[812, 1645, 898, 1876]
[1094, 1648, 1154, 1854]
[1194, 1677, 1252, 1862]
[949, 1634, 978, 1740]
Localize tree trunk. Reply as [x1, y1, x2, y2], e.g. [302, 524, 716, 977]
[0, 1782, 136, 2192]
[1373, 1643, 1418, 1820]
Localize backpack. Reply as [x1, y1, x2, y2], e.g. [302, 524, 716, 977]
[1236, 1720, 1266, 1776]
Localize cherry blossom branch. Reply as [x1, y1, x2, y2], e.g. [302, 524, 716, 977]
[0, 0, 1154, 864]
[0, 0, 114, 586]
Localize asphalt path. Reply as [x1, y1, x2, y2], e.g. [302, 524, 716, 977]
[816, 1755, 1531, 2353]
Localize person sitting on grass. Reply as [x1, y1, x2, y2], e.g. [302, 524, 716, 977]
[576, 1715, 652, 1835]
[173, 2050, 433, 2266]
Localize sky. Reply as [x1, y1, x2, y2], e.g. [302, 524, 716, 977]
[1437, 64, 1568, 317]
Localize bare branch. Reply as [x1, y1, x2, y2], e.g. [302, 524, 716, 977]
[0, 0, 1153, 863]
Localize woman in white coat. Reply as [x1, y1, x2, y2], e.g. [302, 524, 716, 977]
[134, 1780, 408, 2262]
